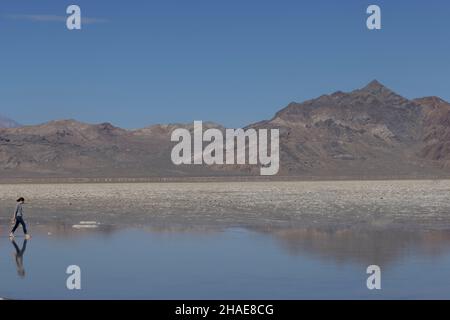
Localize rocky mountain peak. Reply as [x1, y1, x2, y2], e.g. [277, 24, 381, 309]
[361, 79, 387, 92]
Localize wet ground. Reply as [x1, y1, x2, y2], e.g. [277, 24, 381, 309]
[1, 180, 450, 229]
[1, 226, 450, 299]
[1, 180, 450, 299]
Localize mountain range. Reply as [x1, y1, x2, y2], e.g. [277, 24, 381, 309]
[1, 80, 450, 180]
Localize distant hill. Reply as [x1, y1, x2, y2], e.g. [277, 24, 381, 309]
[1, 81, 450, 179]
[0, 115, 20, 128]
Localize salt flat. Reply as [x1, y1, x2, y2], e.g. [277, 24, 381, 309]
[0, 180, 449, 230]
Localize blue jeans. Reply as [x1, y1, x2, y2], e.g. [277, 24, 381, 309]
[11, 216, 27, 234]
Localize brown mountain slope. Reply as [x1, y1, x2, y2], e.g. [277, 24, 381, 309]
[250, 80, 437, 177]
[414, 97, 450, 165]
[1, 81, 450, 179]
[0, 120, 226, 178]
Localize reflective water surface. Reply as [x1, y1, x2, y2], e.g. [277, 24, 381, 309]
[1, 226, 450, 299]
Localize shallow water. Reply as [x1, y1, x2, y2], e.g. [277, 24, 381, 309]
[1, 226, 450, 299]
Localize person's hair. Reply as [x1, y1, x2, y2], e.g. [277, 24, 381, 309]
[17, 197, 25, 202]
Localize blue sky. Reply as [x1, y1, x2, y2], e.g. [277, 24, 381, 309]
[0, 0, 449, 128]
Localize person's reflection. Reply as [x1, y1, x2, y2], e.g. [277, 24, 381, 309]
[11, 239, 27, 278]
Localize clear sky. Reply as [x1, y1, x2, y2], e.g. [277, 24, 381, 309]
[0, 0, 449, 128]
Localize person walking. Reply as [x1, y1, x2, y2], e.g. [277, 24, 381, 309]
[10, 197, 31, 239]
